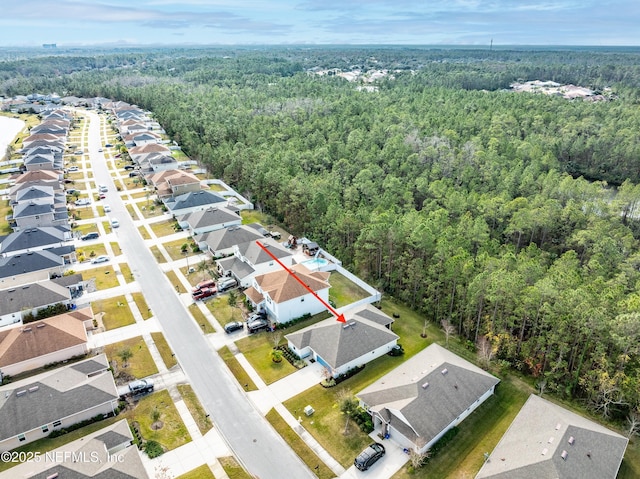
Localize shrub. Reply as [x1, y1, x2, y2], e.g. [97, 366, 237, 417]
[144, 440, 164, 458]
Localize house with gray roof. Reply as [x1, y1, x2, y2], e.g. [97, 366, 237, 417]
[0, 419, 149, 479]
[0, 281, 72, 328]
[357, 343, 500, 454]
[0, 250, 65, 288]
[163, 190, 228, 217]
[195, 224, 264, 257]
[286, 304, 398, 378]
[178, 206, 241, 236]
[0, 354, 118, 452]
[23, 151, 61, 171]
[216, 238, 292, 287]
[10, 201, 69, 231]
[0, 226, 73, 256]
[475, 394, 628, 479]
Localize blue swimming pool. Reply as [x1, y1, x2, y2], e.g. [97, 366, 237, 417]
[301, 258, 329, 269]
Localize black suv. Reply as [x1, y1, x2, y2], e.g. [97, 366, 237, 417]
[354, 443, 385, 471]
[81, 232, 99, 241]
[224, 321, 244, 334]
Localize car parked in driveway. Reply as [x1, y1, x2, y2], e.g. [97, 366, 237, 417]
[81, 232, 99, 241]
[224, 321, 244, 334]
[354, 443, 385, 471]
[247, 317, 270, 334]
[192, 287, 216, 301]
[91, 255, 110, 264]
[192, 279, 216, 292]
[74, 198, 90, 206]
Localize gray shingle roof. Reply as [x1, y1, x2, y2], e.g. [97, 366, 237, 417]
[0, 226, 70, 254]
[180, 206, 241, 230]
[0, 250, 64, 279]
[0, 354, 117, 441]
[196, 225, 264, 252]
[237, 239, 291, 266]
[217, 256, 255, 280]
[0, 281, 70, 315]
[12, 202, 54, 219]
[357, 343, 499, 448]
[475, 394, 628, 479]
[164, 190, 226, 212]
[286, 304, 398, 370]
[15, 185, 55, 202]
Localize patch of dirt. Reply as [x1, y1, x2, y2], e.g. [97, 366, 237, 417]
[151, 421, 164, 431]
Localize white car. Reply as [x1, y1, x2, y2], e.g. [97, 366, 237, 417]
[68, 166, 79, 172]
[91, 255, 110, 264]
[98, 185, 108, 193]
[98, 148, 103, 152]
[103, 204, 111, 213]
[74, 198, 90, 206]
[110, 218, 120, 228]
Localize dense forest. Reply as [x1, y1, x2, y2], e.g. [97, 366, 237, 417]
[3, 46, 640, 423]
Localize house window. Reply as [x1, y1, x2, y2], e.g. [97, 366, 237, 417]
[18, 434, 25, 442]
[53, 420, 62, 427]
[41, 425, 49, 433]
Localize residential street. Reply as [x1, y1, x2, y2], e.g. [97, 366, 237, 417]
[84, 111, 316, 479]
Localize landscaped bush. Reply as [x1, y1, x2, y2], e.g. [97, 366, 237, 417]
[276, 345, 306, 369]
[144, 440, 164, 458]
[273, 313, 311, 330]
[48, 413, 112, 438]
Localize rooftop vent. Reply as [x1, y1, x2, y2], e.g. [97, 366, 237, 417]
[16, 390, 27, 397]
[422, 382, 429, 389]
[561, 450, 568, 461]
[548, 437, 554, 444]
[555, 423, 561, 430]
[36, 323, 46, 328]
[541, 448, 548, 455]
[568, 436, 575, 445]
[441, 368, 448, 375]
[23, 327, 32, 332]
[28, 386, 39, 393]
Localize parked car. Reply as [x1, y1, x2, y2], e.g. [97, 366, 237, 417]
[98, 148, 103, 152]
[354, 443, 385, 471]
[103, 204, 111, 212]
[66, 189, 78, 195]
[74, 198, 90, 206]
[192, 287, 216, 301]
[98, 185, 108, 192]
[98, 193, 106, 200]
[224, 321, 244, 334]
[119, 378, 154, 399]
[110, 218, 120, 228]
[247, 317, 270, 334]
[247, 312, 266, 323]
[74, 150, 83, 155]
[91, 255, 110, 264]
[388, 344, 405, 356]
[105, 143, 113, 148]
[192, 279, 216, 292]
[128, 171, 140, 177]
[124, 165, 135, 170]
[68, 166, 79, 172]
[218, 278, 237, 292]
[81, 232, 99, 241]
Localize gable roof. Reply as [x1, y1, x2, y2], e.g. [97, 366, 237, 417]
[0, 308, 90, 368]
[254, 263, 330, 304]
[0, 419, 149, 478]
[164, 190, 226, 212]
[12, 170, 60, 184]
[237, 238, 291, 266]
[129, 143, 170, 157]
[0, 226, 70, 254]
[357, 343, 499, 447]
[11, 201, 54, 219]
[14, 185, 54, 202]
[0, 249, 64, 279]
[286, 304, 398, 370]
[0, 354, 116, 442]
[475, 394, 628, 479]
[196, 225, 264, 252]
[0, 281, 70, 315]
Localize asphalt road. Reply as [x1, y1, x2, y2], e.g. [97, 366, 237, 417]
[85, 111, 315, 479]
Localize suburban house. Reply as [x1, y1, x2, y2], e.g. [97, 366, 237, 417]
[244, 263, 331, 323]
[0, 419, 149, 479]
[0, 226, 75, 262]
[163, 190, 228, 217]
[10, 169, 62, 186]
[195, 224, 265, 257]
[475, 394, 628, 479]
[286, 304, 399, 378]
[0, 281, 72, 328]
[147, 169, 202, 198]
[23, 151, 63, 171]
[356, 343, 500, 454]
[0, 306, 92, 377]
[129, 143, 171, 162]
[178, 206, 242, 236]
[10, 200, 69, 231]
[0, 250, 66, 288]
[21, 133, 64, 148]
[217, 238, 293, 288]
[125, 131, 161, 147]
[141, 153, 179, 173]
[0, 353, 118, 452]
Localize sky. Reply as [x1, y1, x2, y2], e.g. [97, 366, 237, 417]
[0, 0, 638, 47]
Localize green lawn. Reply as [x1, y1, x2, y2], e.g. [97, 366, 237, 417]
[188, 303, 216, 334]
[167, 270, 187, 294]
[119, 262, 135, 283]
[132, 292, 152, 319]
[218, 346, 257, 391]
[0, 200, 12, 235]
[328, 271, 371, 308]
[84, 265, 120, 290]
[138, 225, 152, 240]
[620, 438, 640, 479]
[177, 384, 213, 435]
[265, 408, 335, 479]
[162, 238, 200, 261]
[126, 203, 139, 220]
[176, 465, 216, 479]
[219, 456, 252, 479]
[130, 389, 192, 452]
[182, 263, 216, 286]
[139, 205, 164, 219]
[150, 245, 167, 263]
[206, 295, 240, 324]
[151, 332, 178, 369]
[104, 336, 159, 379]
[72, 223, 98, 237]
[110, 241, 122, 256]
[92, 295, 136, 330]
[150, 219, 181, 237]
[77, 244, 107, 260]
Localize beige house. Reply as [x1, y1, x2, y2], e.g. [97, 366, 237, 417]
[147, 169, 202, 198]
[0, 307, 92, 377]
[0, 354, 118, 452]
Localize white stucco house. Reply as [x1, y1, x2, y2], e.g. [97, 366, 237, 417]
[244, 263, 330, 324]
[357, 343, 500, 454]
[286, 304, 399, 378]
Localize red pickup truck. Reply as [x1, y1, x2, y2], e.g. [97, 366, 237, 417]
[192, 287, 216, 301]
